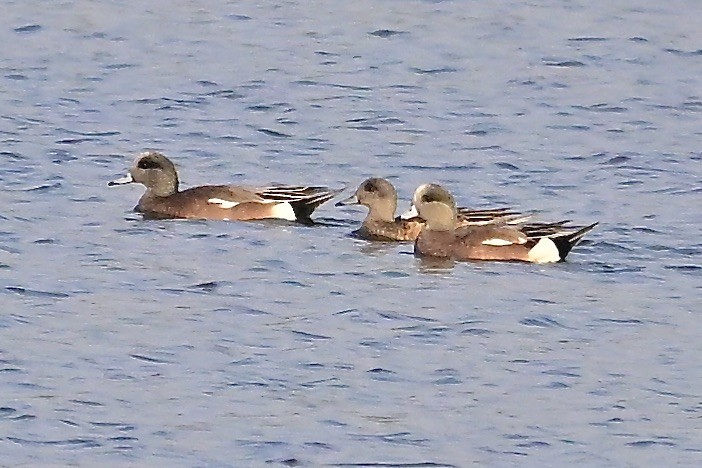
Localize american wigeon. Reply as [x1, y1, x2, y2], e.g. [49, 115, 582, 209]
[109, 151, 342, 222]
[336, 177, 536, 241]
[407, 183, 598, 263]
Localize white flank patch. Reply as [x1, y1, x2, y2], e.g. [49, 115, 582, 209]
[208, 198, 239, 209]
[400, 204, 419, 220]
[482, 238, 514, 246]
[269, 202, 296, 221]
[527, 237, 560, 263]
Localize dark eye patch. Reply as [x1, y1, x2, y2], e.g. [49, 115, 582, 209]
[422, 190, 447, 204]
[363, 181, 378, 193]
[137, 158, 161, 170]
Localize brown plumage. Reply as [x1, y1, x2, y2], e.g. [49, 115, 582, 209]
[410, 184, 598, 263]
[336, 178, 423, 240]
[336, 177, 564, 242]
[109, 152, 341, 222]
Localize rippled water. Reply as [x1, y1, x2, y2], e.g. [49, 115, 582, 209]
[1, 1, 701, 466]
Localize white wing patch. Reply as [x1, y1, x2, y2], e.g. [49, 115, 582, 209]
[208, 198, 240, 209]
[207, 198, 297, 220]
[482, 238, 514, 246]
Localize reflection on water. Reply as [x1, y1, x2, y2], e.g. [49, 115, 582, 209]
[414, 255, 457, 273]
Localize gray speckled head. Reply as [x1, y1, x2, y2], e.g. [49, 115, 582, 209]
[412, 183, 458, 231]
[129, 151, 179, 197]
[337, 177, 398, 222]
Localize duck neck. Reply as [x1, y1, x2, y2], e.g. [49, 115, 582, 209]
[423, 202, 457, 231]
[367, 200, 397, 223]
[148, 176, 179, 197]
[426, 216, 456, 232]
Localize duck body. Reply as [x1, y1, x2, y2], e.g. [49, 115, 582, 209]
[353, 217, 424, 241]
[410, 184, 598, 263]
[337, 177, 530, 242]
[109, 152, 340, 222]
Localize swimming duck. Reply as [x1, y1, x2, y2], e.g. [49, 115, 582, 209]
[109, 151, 342, 222]
[407, 183, 598, 263]
[337, 177, 537, 241]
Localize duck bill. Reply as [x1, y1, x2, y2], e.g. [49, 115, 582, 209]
[108, 173, 134, 186]
[335, 194, 359, 207]
[400, 204, 419, 220]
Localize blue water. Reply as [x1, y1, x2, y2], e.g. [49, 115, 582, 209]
[1, 1, 701, 466]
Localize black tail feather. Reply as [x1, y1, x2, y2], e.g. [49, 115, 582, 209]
[288, 187, 345, 221]
[550, 222, 599, 260]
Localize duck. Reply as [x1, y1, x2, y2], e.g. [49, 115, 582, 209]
[336, 177, 549, 242]
[109, 151, 342, 222]
[407, 183, 598, 263]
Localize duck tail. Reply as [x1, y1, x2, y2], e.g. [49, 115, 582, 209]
[260, 185, 344, 222]
[550, 222, 599, 260]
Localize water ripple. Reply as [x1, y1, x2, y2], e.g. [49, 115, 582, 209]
[0, 407, 17, 418]
[543, 59, 586, 67]
[290, 330, 331, 341]
[2, 2, 700, 467]
[5, 287, 70, 299]
[663, 48, 702, 57]
[520, 316, 568, 328]
[258, 128, 292, 138]
[14, 25, 42, 34]
[410, 67, 458, 75]
[351, 432, 429, 447]
[129, 353, 174, 364]
[332, 463, 456, 468]
[7, 437, 101, 448]
[568, 37, 608, 42]
[627, 440, 676, 448]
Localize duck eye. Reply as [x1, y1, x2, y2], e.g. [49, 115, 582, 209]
[422, 191, 446, 204]
[363, 181, 377, 193]
[137, 158, 160, 170]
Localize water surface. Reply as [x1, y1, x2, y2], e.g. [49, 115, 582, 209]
[1, 1, 701, 466]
